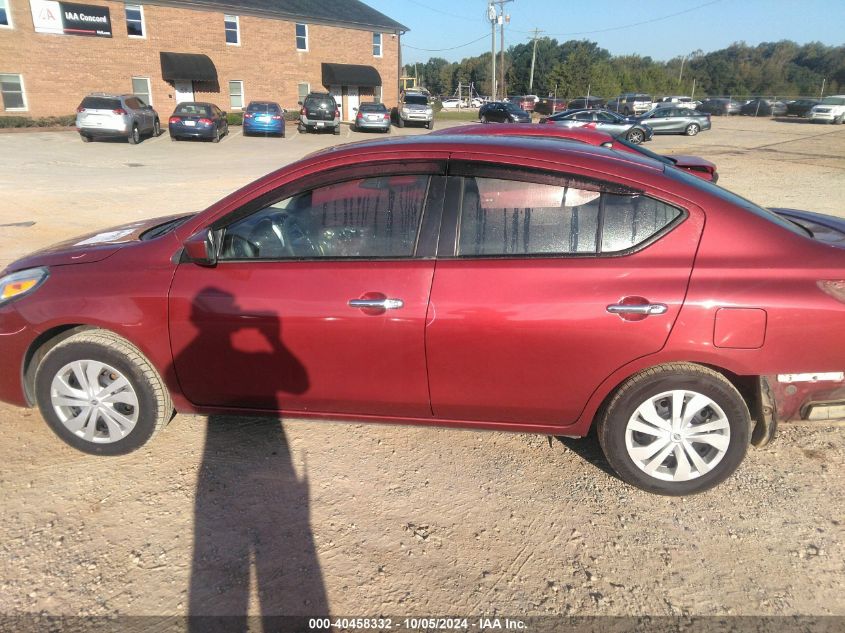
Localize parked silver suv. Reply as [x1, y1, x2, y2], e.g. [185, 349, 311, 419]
[397, 91, 434, 129]
[75, 93, 160, 144]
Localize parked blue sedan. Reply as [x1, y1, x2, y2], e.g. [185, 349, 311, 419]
[243, 101, 285, 137]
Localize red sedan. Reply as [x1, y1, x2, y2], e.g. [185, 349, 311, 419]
[431, 123, 719, 181]
[1, 136, 842, 495]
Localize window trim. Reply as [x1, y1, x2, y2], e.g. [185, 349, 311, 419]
[228, 79, 244, 110]
[125, 3, 146, 39]
[210, 161, 447, 262]
[372, 32, 382, 57]
[131, 76, 152, 106]
[0, 73, 27, 112]
[224, 13, 240, 46]
[295, 22, 308, 51]
[0, 0, 13, 29]
[441, 162, 686, 260]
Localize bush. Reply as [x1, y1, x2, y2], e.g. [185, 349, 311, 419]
[226, 112, 243, 126]
[0, 114, 76, 128]
[432, 100, 443, 113]
[284, 109, 300, 122]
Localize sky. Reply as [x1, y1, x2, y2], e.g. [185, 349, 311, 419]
[363, 0, 845, 65]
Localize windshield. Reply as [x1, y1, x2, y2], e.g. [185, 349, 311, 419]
[404, 95, 428, 105]
[820, 97, 845, 106]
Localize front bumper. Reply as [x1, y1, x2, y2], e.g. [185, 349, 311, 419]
[401, 111, 433, 122]
[810, 113, 837, 122]
[0, 304, 37, 407]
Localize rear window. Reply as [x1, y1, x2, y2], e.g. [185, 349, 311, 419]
[359, 103, 386, 112]
[247, 103, 280, 114]
[80, 97, 121, 110]
[175, 104, 211, 116]
[304, 96, 335, 109]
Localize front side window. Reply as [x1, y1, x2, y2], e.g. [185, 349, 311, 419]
[373, 32, 382, 56]
[0, 0, 12, 27]
[229, 80, 243, 109]
[125, 4, 144, 37]
[0, 74, 25, 110]
[224, 14, 239, 45]
[131, 76, 151, 105]
[295, 23, 307, 50]
[457, 176, 682, 257]
[220, 175, 431, 260]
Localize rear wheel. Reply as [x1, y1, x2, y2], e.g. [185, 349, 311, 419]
[80, 134, 92, 143]
[212, 127, 220, 143]
[35, 330, 172, 456]
[153, 119, 161, 137]
[481, 115, 489, 124]
[597, 363, 750, 495]
[128, 124, 140, 145]
[426, 120, 434, 130]
[685, 123, 700, 136]
[626, 128, 645, 144]
[333, 125, 341, 135]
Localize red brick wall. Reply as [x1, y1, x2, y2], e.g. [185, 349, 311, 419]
[0, 1, 401, 118]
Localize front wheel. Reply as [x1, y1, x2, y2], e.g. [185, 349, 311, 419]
[397, 116, 405, 128]
[685, 123, 700, 136]
[597, 363, 750, 495]
[426, 120, 434, 130]
[481, 115, 489, 124]
[626, 128, 645, 144]
[35, 330, 172, 455]
[80, 134, 92, 143]
[153, 119, 161, 137]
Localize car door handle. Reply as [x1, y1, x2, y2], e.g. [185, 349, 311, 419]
[348, 298, 404, 310]
[606, 303, 668, 315]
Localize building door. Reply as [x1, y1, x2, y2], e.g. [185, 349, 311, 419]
[174, 81, 194, 104]
[329, 85, 342, 121]
[346, 86, 359, 122]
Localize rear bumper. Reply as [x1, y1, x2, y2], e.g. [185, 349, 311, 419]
[244, 121, 284, 134]
[300, 117, 339, 130]
[767, 373, 845, 423]
[355, 120, 390, 130]
[78, 126, 130, 138]
[169, 125, 216, 139]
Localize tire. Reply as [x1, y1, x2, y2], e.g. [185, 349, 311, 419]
[35, 330, 172, 456]
[626, 128, 645, 144]
[212, 127, 220, 143]
[597, 363, 750, 495]
[153, 119, 161, 137]
[685, 123, 700, 136]
[128, 124, 140, 145]
[397, 116, 405, 128]
[333, 126, 341, 136]
[426, 120, 434, 130]
[297, 123, 306, 133]
[170, 135, 179, 142]
[80, 134, 92, 143]
[481, 115, 489, 124]
[835, 115, 844, 125]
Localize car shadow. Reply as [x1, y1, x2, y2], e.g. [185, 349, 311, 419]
[555, 431, 620, 481]
[772, 117, 812, 124]
[169, 287, 329, 629]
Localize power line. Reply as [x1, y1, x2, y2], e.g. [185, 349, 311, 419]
[402, 33, 490, 52]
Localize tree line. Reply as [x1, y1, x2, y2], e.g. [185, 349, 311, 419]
[405, 39, 845, 99]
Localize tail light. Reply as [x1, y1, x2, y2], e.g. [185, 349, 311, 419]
[169, 116, 181, 124]
[271, 115, 282, 120]
[300, 107, 306, 115]
[356, 112, 363, 119]
[198, 118, 213, 125]
[383, 113, 390, 120]
[113, 108, 127, 115]
[334, 109, 340, 118]
[243, 113, 253, 118]
[76, 107, 86, 113]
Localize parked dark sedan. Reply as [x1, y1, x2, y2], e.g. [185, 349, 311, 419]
[4, 135, 845, 496]
[567, 96, 605, 109]
[741, 99, 787, 117]
[242, 101, 285, 137]
[169, 102, 229, 142]
[479, 101, 531, 123]
[785, 99, 820, 117]
[698, 98, 741, 116]
[636, 107, 712, 136]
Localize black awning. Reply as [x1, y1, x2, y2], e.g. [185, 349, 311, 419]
[321, 63, 382, 87]
[160, 52, 218, 82]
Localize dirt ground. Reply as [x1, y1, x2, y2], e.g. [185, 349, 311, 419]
[0, 117, 844, 626]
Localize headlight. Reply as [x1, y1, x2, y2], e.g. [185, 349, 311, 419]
[0, 267, 49, 305]
[425, 108, 433, 114]
[401, 107, 409, 113]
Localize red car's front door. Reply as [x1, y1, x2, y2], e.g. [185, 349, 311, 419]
[425, 163, 704, 427]
[169, 170, 444, 417]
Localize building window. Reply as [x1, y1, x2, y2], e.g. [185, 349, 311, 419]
[295, 23, 307, 51]
[297, 82, 310, 103]
[224, 14, 239, 45]
[229, 80, 244, 110]
[0, 0, 12, 28]
[132, 77, 152, 105]
[374, 85, 382, 104]
[0, 74, 26, 111]
[373, 32, 382, 57]
[125, 4, 145, 38]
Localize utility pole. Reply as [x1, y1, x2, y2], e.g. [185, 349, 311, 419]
[488, 0, 513, 101]
[528, 28, 543, 93]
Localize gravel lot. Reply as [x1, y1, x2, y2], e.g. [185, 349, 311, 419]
[0, 117, 843, 625]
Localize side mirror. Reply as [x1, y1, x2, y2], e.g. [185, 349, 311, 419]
[222, 111, 227, 117]
[297, 100, 303, 105]
[353, 107, 358, 112]
[184, 229, 218, 267]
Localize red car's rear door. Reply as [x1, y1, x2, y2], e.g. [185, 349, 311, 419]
[169, 166, 445, 417]
[425, 161, 703, 426]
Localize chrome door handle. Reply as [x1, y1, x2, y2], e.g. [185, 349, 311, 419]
[606, 303, 668, 315]
[348, 298, 404, 310]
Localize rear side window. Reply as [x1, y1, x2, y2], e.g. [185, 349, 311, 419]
[457, 177, 682, 256]
[80, 97, 121, 110]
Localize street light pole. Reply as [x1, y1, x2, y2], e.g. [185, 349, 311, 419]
[488, 3, 496, 100]
[488, 0, 513, 101]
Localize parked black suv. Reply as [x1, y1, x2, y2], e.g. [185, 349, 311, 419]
[298, 92, 340, 134]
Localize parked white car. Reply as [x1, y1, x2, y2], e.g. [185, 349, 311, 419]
[809, 95, 845, 124]
[659, 96, 698, 109]
[440, 98, 468, 109]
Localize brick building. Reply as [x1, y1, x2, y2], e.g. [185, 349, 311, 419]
[0, 0, 407, 120]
